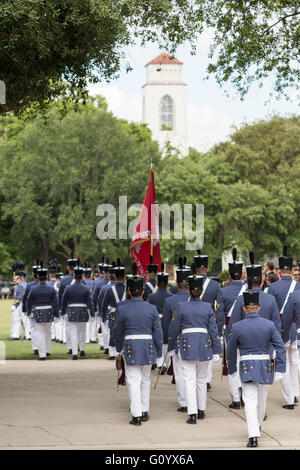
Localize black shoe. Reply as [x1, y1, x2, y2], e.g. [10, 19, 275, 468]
[33, 350, 39, 356]
[38, 357, 46, 361]
[59, 340, 63, 344]
[90, 340, 97, 344]
[294, 397, 298, 404]
[67, 349, 72, 354]
[104, 348, 109, 355]
[7, 337, 19, 340]
[108, 356, 115, 360]
[177, 406, 187, 412]
[80, 351, 86, 357]
[207, 383, 211, 390]
[247, 437, 258, 448]
[197, 410, 206, 419]
[72, 355, 78, 360]
[46, 353, 51, 357]
[141, 412, 149, 422]
[263, 414, 267, 421]
[186, 414, 197, 424]
[151, 364, 157, 371]
[100, 346, 104, 350]
[229, 401, 241, 409]
[282, 403, 294, 409]
[130, 416, 142, 426]
[160, 366, 167, 375]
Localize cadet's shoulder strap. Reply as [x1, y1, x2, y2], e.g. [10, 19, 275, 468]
[280, 280, 297, 315]
[146, 281, 158, 294]
[200, 278, 210, 300]
[227, 283, 248, 318]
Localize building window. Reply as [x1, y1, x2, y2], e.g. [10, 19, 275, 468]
[160, 95, 173, 131]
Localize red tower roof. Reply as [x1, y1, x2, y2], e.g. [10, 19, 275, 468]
[146, 53, 183, 66]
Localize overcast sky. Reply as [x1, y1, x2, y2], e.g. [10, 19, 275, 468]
[88, 35, 299, 153]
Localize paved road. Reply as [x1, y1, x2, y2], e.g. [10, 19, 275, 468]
[0, 359, 299, 450]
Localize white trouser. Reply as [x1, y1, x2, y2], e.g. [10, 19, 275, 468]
[69, 322, 86, 355]
[241, 382, 267, 438]
[206, 360, 213, 383]
[63, 315, 72, 350]
[109, 346, 117, 357]
[21, 310, 31, 339]
[157, 344, 170, 368]
[29, 318, 39, 351]
[101, 320, 110, 350]
[280, 342, 299, 404]
[10, 305, 22, 338]
[228, 348, 242, 401]
[51, 322, 55, 340]
[36, 322, 52, 358]
[97, 317, 104, 347]
[125, 362, 152, 417]
[89, 316, 97, 342]
[182, 360, 210, 415]
[86, 319, 91, 343]
[172, 353, 187, 408]
[54, 317, 63, 342]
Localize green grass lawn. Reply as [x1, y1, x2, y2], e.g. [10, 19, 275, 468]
[0, 299, 106, 360]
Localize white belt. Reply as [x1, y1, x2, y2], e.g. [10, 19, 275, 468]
[125, 335, 152, 340]
[240, 354, 270, 361]
[35, 305, 52, 309]
[182, 328, 208, 334]
[159, 314, 163, 319]
[68, 303, 87, 307]
[297, 328, 300, 333]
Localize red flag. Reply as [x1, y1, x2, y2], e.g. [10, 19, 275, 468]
[131, 168, 162, 280]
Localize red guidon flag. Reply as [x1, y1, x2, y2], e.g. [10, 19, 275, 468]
[131, 168, 162, 280]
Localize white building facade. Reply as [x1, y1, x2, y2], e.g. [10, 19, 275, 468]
[142, 53, 188, 156]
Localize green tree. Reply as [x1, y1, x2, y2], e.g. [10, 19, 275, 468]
[1, 0, 298, 115]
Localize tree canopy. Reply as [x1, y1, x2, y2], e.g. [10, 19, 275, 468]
[0, 97, 299, 276]
[1, 0, 299, 115]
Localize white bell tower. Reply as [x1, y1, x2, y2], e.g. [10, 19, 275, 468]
[142, 53, 188, 156]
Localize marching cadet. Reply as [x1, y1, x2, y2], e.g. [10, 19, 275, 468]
[101, 259, 126, 360]
[267, 246, 300, 409]
[193, 250, 225, 389]
[83, 262, 97, 344]
[61, 264, 94, 360]
[221, 249, 246, 409]
[22, 259, 41, 355]
[97, 261, 115, 354]
[58, 253, 78, 354]
[143, 256, 158, 301]
[227, 252, 281, 409]
[92, 258, 109, 312]
[227, 287, 286, 448]
[163, 258, 190, 412]
[113, 264, 163, 426]
[54, 270, 64, 343]
[48, 259, 60, 341]
[168, 269, 222, 424]
[147, 263, 173, 374]
[8, 260, 27, 341]
[27, 264, 59, 360]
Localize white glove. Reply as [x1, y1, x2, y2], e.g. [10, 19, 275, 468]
[168, 350, 175, 357]
[11, 305, 16, 312]
[28, 313, 34, 319]
[212, 354, 220, 364]
[275, 372, 284, 382]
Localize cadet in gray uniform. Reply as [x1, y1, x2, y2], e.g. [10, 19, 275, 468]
[227, 286, 286, 448]
[114, 264, 163, 426]
[168, 270, 222, 424]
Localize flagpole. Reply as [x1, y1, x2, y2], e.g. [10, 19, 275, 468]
[150, 157, 153, 256]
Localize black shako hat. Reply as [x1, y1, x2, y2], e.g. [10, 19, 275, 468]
[67, 252, 78, 269]
[32, 258, 41, 275]
[279, 245, 293, 269]
[37, 261, 48, 280]
[147, 255, 158, 274]
[74, 260, 84, 277]
[114, 258, 126, 278]
[246, 252, 262, 280]
[12, 260, 26, 277]
[194, 250, 208, 268]
[188, 270, 204, 291]
[228, 248, 243, 278]
[157, 263, 169, 285]
[243, 278, 259, 306]
[126, 263, 143, 295]
[176, 257, 191, 283]
[98, 256, 105, 272]
[48, 259, 59, 275]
